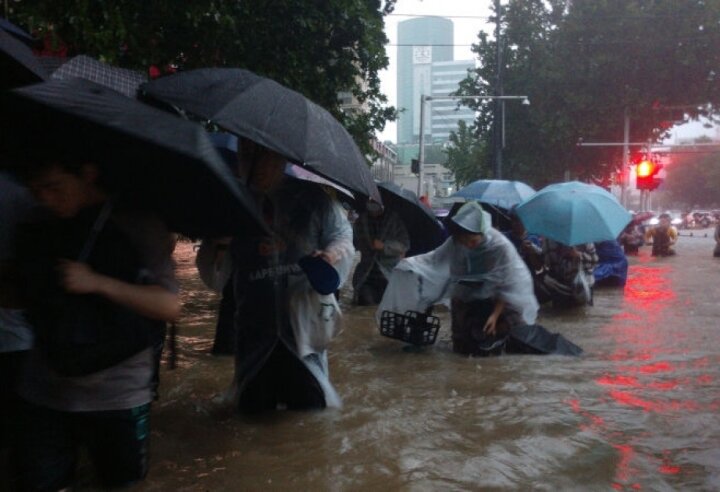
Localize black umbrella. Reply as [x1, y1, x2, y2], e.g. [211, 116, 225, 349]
[1, 16, 38, 47]
[51, 55, 147, 98]
[1, 78, 267, 238]
[0, 28, 48, 88]
[377, 181, 444, 257]
[141, 68, 381, 204]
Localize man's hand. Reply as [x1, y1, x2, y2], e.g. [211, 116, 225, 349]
[57, 260, 105, 295]
[371, 239, 384, 251]
[483, 313, 499, 336]
[312, 249, 340, 265]
[58, 259, 180, 321]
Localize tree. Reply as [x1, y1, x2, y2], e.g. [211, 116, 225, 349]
[662, 137, 720, 208]
[443, 120, 489, 187]
[9, 0, 397, 156]
[457, 0, 720, 188]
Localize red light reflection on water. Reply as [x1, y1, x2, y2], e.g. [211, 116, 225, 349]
[567, 261, 698, 487]
[621, 265, 675, 321]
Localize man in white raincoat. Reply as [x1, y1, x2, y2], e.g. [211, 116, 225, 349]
[379, 201, 538, 355]
[230, 138, 354, 412]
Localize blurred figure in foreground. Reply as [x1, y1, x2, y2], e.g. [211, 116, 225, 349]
[2, 158, 179, 490]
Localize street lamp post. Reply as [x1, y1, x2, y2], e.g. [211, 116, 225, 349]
[416, 94, 530, 197]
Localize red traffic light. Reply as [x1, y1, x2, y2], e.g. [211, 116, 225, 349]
[636, 160, 663, 191]
[636, 160, 655, 178]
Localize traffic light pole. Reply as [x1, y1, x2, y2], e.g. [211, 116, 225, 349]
[621, 108, 630, 207]
[417, 94, 427, 197]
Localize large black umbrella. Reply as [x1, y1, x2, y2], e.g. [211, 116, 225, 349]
[1, 78, 267, 238]
[1, 16, 38, 47]
[141, 68, 381, 204]
[377, 181, 444, 257]
[51, 55, 147, 98]
[0, 28, 48, 88]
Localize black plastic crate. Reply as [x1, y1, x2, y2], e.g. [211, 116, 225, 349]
[379, 310, 440, 346]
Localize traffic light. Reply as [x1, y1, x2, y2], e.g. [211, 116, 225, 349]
[635, 160, 663, 191]
[411, 158, 419, 174]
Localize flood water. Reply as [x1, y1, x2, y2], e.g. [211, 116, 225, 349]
[127, 232, 720, 491]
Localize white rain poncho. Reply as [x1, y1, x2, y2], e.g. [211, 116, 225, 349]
[231, 179, 354, 409]
[379, 202, 538, 327]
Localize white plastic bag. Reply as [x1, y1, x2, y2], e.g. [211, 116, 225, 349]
[289, 283, 342, 358]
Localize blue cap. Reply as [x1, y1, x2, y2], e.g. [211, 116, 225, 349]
[298, 255, 340, 295]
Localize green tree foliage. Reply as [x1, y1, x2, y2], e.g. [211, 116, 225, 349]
[9, 0, 397, 155]
[662, 137, 720, 208]
[457, 0, 720, 187]
[443, 120, 489, 187]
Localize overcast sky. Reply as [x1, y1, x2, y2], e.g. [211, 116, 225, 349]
[378, 0, 716, 144]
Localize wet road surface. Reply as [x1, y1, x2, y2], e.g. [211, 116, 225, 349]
[120, 231, 720, 491]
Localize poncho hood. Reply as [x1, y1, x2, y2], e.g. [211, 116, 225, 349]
[451, 201, 490, 234]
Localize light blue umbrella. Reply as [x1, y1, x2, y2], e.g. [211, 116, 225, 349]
[452, 179, 535, 209]
[514, 181, 632, 246]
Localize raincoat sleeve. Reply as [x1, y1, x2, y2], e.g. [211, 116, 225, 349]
[376, 237, 454, 323]
[289, 197, 354, 359]
[318, 200, 355, 285]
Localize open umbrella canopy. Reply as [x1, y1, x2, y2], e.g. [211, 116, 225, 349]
[207, 131, 355, 202]
[452, 179, 535, 209]
[51, 55, 147, 98]
[1, 16, 37, 47]
[0, 28, 48, 88]
[140, 68, 381, 205]
[378, 181, 444, 256]
[1, 78, 267, 238]
[514, 181, 631, 246]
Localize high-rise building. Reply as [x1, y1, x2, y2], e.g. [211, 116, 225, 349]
[396, 17, 475, 145]
[396, 17, 453, 144]
[430, 60, 476, 142]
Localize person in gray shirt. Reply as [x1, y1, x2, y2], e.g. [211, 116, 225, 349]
[1, 159, 179, 491]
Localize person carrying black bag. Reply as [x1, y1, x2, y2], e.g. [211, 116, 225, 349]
[1, 158, 179, 491]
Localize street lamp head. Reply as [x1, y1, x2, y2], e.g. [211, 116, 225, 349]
[522, 97, 531, 106]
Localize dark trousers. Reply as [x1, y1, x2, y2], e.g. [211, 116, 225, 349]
[355, 275, 388, 306]
[15, 399, 151, 491]
[450, 299, 509, 356]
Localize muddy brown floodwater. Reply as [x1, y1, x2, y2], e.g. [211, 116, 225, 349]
[111, 233, 720, 491]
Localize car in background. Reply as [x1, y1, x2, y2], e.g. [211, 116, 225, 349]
[646, 211, 683, 229]
[689, 210, 716, 229]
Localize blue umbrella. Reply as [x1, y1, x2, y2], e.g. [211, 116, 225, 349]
[515, 181, 632, 246]
[452, 179, 535, 209]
